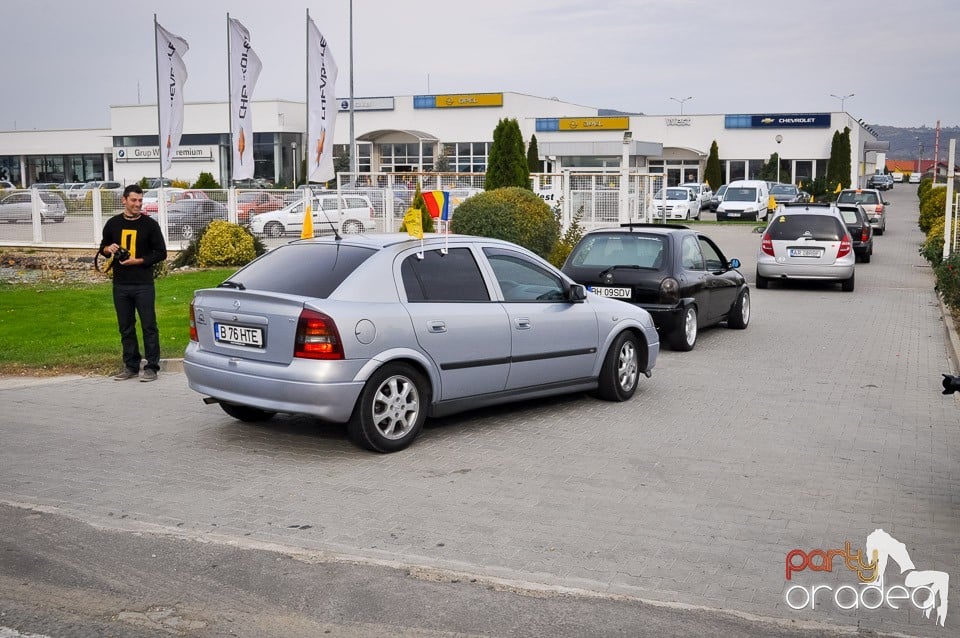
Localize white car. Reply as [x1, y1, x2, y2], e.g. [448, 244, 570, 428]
[679, 182, 713, 217]
[249, 193, 376, 237]
[652, 188, 699, 220]
[908, 172, 922, 184]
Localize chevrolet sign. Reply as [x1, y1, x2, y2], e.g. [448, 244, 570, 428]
[751, 113, 830, 128]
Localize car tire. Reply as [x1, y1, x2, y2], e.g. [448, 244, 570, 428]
[717, 213, 726, 222]
[669, 305, 698, 351]
[861, 251, 871, 264]
[180, 223, 196, 240]
[348, 363, 427, 453]
[876, 224, 884, 236]
[841, 272, 855, 292]
[265, 221, 284, 238]
[728, 289, 750, 329]
[220, 402, 276, 422]
[756, 269, 769, 290]
[594, 331, 640, 402]
[342, 219, 363, 234]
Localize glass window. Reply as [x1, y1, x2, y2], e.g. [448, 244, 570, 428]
[767, 215, 844, 241]
[567, 233, 667, 270]
[681, 235, 705, 270]
[698, 237, 726, 271]
[483, 248, 566, 302]
[224, 243, 376, 298]
[402, 248, 490, 302]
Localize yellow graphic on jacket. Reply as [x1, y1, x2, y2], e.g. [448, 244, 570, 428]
[121, 229, 137, 260]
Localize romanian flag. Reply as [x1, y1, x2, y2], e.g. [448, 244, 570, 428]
[422, 190, 450, 221]
[403, 207, 423, 239]
[301, 200, 314, 239]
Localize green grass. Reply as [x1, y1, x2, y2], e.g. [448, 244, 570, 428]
[0, 269, 233, 375]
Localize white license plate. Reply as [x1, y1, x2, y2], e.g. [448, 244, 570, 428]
[789, 248, 823, 258]
[726, 212, 740, 217]
[590, 286, 631, 299]
[214, 322, 264, 347]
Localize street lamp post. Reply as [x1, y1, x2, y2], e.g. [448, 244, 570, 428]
[669, 96, 693, 115]
[291, 142, 298, 187]
[775, 135, 783, 184]
[916, 136, 923, 175]
[830, 93, 855, 112]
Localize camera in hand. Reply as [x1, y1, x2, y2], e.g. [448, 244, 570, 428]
[114, 246, 131, 262]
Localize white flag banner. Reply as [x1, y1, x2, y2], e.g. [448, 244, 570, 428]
[228, 18, 262, 181]
[156, 22, 189, 174]
[307, 18, 338, 183]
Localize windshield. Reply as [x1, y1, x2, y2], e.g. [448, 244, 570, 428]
[767, 214, 844, 241]
[225, 243, 377, 298]
[770, 185, 797, 195]
[567, 233, 667, 270]
[724, 187, 757, 202]
[838, 191, 879, 205]
[654, 189, 689, 201]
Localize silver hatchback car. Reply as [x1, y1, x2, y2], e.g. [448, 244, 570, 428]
[756, 204, 856, 292]
[184, 234, 660, 452]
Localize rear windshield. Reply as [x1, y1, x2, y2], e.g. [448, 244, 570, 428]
[838, 191, 879, 205]
[767, 214, 845, 241]
[770, 185, 797, 195]
[567, 233, 667, 269]
[222, 243, 377, 298]
[724, 187, 757, 202]
[837, 208, 860, 224]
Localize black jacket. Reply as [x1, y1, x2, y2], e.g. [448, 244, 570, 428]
[99, 214, 168, 286]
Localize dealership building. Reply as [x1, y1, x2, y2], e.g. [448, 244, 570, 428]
[0, 91, 878, 189]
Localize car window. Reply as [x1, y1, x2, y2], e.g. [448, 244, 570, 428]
[767, 214, 844, 241]
[838, 208, 860, 224]
[567, 234, 666, 270]
[321, 197, 341, 211]
[4, 193, 28, 204]
[225, 243, 376, 298]
[344, 196, 368, 209]
[484, 248, 566, 302]
[681, 235, 705, 270]
[402, 247, 490, 302]
[698, 237, 726, 271]
[725, 187, 757, 202]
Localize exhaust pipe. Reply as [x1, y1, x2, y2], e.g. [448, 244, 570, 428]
[202, 397, 220, 405]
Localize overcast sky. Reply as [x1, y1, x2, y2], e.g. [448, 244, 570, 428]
[3, 0, 957, 131]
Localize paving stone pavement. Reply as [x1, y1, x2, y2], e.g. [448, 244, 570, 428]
[1, 186, 957, 636]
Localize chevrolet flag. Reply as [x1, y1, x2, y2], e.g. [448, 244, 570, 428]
[155, 22, 189, 174]
[306, 17, 338, 183]
[228, 18, 262, 181]
[403, 207, 424, 239]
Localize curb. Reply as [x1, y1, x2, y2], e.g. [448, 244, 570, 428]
[937, 294, 960, 375]
[159, 358, 184, 374]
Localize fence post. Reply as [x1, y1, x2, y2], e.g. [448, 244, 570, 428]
[227, 187, 238, 225]
[944, 139, 956, 261]
[30, 189, 42, 243]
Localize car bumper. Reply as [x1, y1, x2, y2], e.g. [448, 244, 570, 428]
[183, 344, 366, 422]
[757, 259, 854, 281]
[634, 302, 686, 334]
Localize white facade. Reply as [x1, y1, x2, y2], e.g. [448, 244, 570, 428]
[0, 91, 878, 189]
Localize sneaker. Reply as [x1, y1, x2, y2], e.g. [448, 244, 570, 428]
[113, 368, 139, 381]
[140, 369, 158, 383]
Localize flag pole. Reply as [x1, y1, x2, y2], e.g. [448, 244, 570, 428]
[226, 13, 233, 186]
[153, 13, 164, 182]
[304, 9, 310, 191]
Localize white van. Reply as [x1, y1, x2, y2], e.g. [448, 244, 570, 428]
[716, 179, 770, 222]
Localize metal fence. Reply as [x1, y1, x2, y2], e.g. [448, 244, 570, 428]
[0, 171, 669, 252]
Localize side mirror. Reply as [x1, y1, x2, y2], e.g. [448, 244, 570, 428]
[729, 258, 741, 269]
[568, 283, 587, 303]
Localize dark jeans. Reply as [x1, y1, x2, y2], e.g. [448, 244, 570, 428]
[113, 284, 160, 373]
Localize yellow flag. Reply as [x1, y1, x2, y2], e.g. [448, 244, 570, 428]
[798, 180, 803, 189]
[834, 182, 842, 194]
[403, 207, 423, 239]
[768, 195, 777, 212]
[301, 200, 314, 239]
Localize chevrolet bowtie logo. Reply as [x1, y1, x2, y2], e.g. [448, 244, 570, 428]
[761, 118, 775, 124]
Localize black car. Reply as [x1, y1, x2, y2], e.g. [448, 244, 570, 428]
[836, 202, 874, 263]
[770, 183, 802, 204]
[561, 224, 750, 351]
[866, 174, 891, 190]
[166, 199, 228, 240]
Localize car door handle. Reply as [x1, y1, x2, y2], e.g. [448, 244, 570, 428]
[514, 317, 532, 330]
[426, 320, 447, 333]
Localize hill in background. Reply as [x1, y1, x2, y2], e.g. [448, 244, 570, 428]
[870, 124, 960, 163]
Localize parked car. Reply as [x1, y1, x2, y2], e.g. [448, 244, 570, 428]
[165, 199, 228, 239]
[836, 188, 887, 235]
[708, 184, 728, 212]
[756, 203, 855, 291]
[716, 180, 771, 222]
[891, 172, 904, 183]
[183, 234, 660, 452]
[237, 191, 285, 224]
[0, 191, 67, 223]
[561, 224, 749, 351]
[652, 187, 699, 221]
[866, 174, 892, 190]
[770, 183, 803, 204]
[249, 194, 376, 237]
[836, 203, 874, 262]
[142, 187, 185, 215]
[679, 182, 713, 215]
[0, 180, 15, 190]
[909, 172, 922, 184]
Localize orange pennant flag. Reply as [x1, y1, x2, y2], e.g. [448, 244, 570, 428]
[301, 199, 314, 239]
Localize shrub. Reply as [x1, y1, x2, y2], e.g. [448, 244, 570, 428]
[547, 201, 584, 268]
[197, 220, 257, 267]
[171, 179, 191, 189]
[450, 187, 558, 259]
[918, 177, 932, 200]
[918, 186, 946, 234]
[192, 172, 221, 189]
[935, 251, 960, 310]
[920, 217, 945, 267]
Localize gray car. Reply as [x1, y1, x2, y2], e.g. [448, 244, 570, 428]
[184, 234, 660, 452]
[756, 204, 856, 291]
[0, 191, 67, 223]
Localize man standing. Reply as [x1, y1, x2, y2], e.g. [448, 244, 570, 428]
[99, 184, 168, 382]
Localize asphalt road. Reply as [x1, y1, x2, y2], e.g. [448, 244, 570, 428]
[1, 184, 957, 637]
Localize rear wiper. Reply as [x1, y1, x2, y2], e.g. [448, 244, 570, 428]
[598, 264, 641, 277]
[219, 280, 246, 290]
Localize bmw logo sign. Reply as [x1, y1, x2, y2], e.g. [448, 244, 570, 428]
[341, 100, 349, 110]
[117, 149, 126, 158]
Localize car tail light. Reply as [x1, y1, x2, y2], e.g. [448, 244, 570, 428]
[861, 227, 869, 242]
[875, 204, 883, 214]
[659, 277, 680, 304]
[837, 236, 852, 258]
[189, 300, 198, 342]
[761, 233, 774, 256]
[294, 309, 344, 360]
